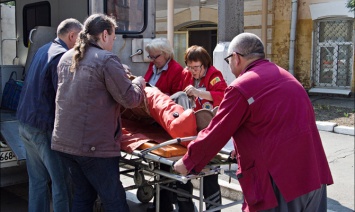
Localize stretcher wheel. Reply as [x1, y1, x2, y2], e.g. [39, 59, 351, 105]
[137, 185, 154, 203]
[134, 171, 145, 185]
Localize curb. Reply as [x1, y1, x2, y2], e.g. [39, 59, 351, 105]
[316, 121, 355, 136]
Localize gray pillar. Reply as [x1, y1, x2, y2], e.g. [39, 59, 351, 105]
[217, 0, 244, 43]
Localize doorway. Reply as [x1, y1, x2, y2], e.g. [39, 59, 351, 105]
[189, 29, 217, 60]
[173, 22, 217, 66]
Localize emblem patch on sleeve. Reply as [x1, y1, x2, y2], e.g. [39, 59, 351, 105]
[202, 102, 213, 110]
[210, 77, 221, 86]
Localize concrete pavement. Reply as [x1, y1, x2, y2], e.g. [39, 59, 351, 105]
[311, 94, 354, 135]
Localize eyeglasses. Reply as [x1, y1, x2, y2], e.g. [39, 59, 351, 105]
[224, 52, 244, 64]
[186, 64, 203, 71]
[147, 54, 161, 60]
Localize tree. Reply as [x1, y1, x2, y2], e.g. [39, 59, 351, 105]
[346, 0, 355, 12]
[5, 1, 15, 6]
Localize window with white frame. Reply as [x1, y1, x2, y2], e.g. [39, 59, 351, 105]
[312, 18, 354, 88]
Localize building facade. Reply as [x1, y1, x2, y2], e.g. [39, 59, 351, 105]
[155, 0, 355, 93]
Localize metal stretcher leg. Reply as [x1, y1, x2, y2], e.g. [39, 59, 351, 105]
[150, 164, 174, 212]
[199, 177, 204, 211]
[156, 174, 160, 212]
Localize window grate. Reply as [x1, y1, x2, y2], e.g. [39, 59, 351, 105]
[312, 19, 354, 88]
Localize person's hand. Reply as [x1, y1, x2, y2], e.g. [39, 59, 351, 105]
[132, 76, 146, 90]
[173, 158, 189, 176]
[183, 85, 200, 98]
[230, 150, 236, 160]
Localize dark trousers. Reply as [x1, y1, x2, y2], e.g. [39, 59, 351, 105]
[58, 153, 130, 212]
[176, 174, 222, 212]
[151, 164, 174, 211]
[260, 181, 327, 212]
[152, 164, 221, 212]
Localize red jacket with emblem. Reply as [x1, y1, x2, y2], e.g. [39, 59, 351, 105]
[180, 66, 227, 111]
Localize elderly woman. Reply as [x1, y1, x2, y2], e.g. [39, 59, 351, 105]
[172, 45, 228, 212]
[172, 45, 228, 111]
[52, 14, 145, 211]
[144, 37, 183, 96]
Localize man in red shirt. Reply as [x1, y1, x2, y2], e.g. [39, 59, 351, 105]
[174, 33, 333, 212]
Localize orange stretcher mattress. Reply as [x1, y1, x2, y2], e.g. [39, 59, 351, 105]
[138, 141, 187, 158]
[120, 118, 189, 157]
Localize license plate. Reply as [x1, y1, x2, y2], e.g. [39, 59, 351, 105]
[0, 150, 17, 163]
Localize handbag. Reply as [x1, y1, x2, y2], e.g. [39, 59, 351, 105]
[1, 71, 24, 111]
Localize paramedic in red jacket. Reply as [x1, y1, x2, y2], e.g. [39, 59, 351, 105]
[174, 33, 333, 212]
[178, 45, 227, 111]
[171, 45, 228, 212]
[144, 37, 183, 96]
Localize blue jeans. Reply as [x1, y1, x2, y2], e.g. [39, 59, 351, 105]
[58, 153, 129, 212]
[19, 123, 71, 212]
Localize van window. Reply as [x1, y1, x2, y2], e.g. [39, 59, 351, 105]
[105, 0, 146, 34]
[23, 1, 51, 47]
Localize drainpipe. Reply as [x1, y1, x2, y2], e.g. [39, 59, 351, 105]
[261, 0, 268, 55]
[289, 0, 298, 76]
[167, 0, 174, 47]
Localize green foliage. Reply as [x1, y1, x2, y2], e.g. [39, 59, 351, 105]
[346, 0, 355, 12]
[4, 1, 15, 6]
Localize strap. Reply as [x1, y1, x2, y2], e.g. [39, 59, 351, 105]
[9, 71, 17, 81]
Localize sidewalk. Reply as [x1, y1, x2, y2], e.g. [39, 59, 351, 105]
[310, 94, 355, 136]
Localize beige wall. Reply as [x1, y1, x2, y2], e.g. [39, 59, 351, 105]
[272, 0, 354, 91]
[272, 0, 315, 88]
[156, 0, 354, 91]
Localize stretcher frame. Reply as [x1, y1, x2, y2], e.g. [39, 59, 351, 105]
[119, 136, 239, 212]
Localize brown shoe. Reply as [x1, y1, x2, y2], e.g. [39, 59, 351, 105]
[195, 109, 214, 132]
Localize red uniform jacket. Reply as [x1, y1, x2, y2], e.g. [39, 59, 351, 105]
[181, 66, 227, 111]
[182, 59, 333, 211]
[144, 59, 183, 96]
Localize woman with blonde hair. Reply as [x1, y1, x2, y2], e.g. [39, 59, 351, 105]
[144, 37, 183, 95]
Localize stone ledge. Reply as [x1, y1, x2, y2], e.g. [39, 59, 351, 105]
[316, 121, 355, 136]
[334, 126, 355, 136]
[316, 121, 337, 132]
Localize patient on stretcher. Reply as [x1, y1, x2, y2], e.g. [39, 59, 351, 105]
[120, 84, 216, 156]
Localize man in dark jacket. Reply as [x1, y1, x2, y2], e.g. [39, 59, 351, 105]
[16, 18, 82, 212]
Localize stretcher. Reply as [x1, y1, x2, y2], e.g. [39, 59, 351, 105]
[119, 118, 239, 212]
